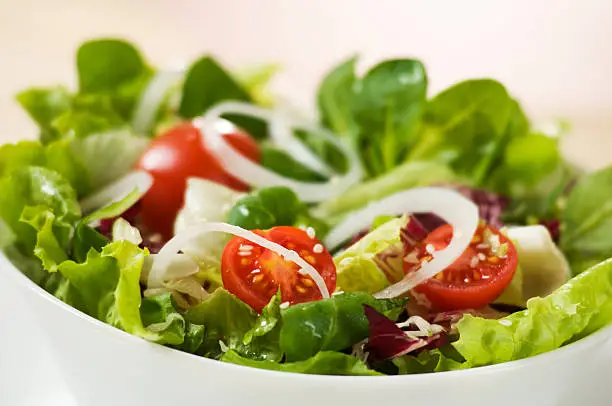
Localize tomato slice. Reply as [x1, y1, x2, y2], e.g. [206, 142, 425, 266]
[136, 122, 260, 240]
[221, 226, 337, 312]
[408, 224, 518, 311]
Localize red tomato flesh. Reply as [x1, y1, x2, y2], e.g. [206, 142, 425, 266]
[221, 226, 337, 312]
[136, 122, 260, 240]
[408, 224, 518, 311]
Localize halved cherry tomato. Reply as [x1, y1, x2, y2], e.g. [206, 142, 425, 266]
[221, 226, 337, 312]
[136, 122, 260, 240]
[407, 224, 518, 311]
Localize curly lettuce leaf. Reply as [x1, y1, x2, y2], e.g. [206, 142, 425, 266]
[333, 217, 406, 293]
[57, 240, 189, 345]
[452, 258, 612, 367]
[280, 292, 406, 362]
[16, 87, 72, 143]
[0, 167, 80, 252]
[221, 350, 382, 376]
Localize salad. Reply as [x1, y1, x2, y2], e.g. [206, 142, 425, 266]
[3, 38, 612, 376]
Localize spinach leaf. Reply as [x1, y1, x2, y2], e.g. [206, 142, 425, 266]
[317, 57, 428, 178]
[226, 186, 303, 230]
[353, 59, 428, 176]
[260, 146, 326, 182]
[221, 350, 382, 376]
[279, 292, 406, 361]
[317, 56, 359, 140]
[179, 56, 251, 118]
[408, 79, 512, 181]
[560, 165, 612, 273]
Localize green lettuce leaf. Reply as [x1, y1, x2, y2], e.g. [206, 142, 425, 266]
[58, 240, 187, 344]
[16, 87, 72, 143]
[452, 258, 612, 367]
[313, 161, 456, 220]
[184, 289, 258, 357]
[221, 350, 382, 376]
[333, 217, 406, 293]
[280, 292, 406, 362]
[0, 167, 80, 252]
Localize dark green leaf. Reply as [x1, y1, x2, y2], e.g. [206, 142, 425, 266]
[317, 56, 359, 138]
[409, 79, 512, 180]
[353, 59, 428, 175]
[561, 166, 612, 273]
[260, 146, 326, 182]
[279, 292, 406, 361]
[226, 186, 302, 230]
[179, 56, 251, 118]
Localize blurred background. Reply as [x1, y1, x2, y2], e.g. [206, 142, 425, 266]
[1, 1, 612, 403]
[1, 0, 612, 169]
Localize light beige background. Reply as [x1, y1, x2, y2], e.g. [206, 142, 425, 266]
[1, 0, 611, 169]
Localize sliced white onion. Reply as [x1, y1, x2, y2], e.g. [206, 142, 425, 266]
[322, 187, 479, 299]
[148, 222, 330, 299]
[269, 110, 334, 177]
[79, 170, 153, 214]
[195, 101, 363, 203]
[131, 70, 184, 135]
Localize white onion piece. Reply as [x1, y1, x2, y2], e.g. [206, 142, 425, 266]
[269, 111, 333, 177]
[195, 102, 363, 203]
[148, 222, 330, 299]
[131, 70, 183, 134]
[79, 170, 153, 214]
[322, 187, 479, 299]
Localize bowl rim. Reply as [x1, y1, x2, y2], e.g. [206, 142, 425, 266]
[3, 251, 612, 384]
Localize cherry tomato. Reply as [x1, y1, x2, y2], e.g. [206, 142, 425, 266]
[407, 224, 518, 311]
[221, 226, 337, 312]
[136, 122, 260, 239]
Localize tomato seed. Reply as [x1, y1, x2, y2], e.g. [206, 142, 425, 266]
[487, 256, 500, 264]
[252, 274, 265, 284]
[302, 278, 315, 287]
[296, 285, 307, 294]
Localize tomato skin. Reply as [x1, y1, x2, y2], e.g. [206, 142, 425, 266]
[222, 226, 336, 312]
[409, 224, 518, 312]
[136, 122, 260, 239]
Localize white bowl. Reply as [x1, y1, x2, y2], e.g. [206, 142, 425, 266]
[2, 252, 612, 406]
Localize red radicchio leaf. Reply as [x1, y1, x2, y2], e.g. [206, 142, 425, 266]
[416, 186, 510, 231]
[364, 305, 438, 361]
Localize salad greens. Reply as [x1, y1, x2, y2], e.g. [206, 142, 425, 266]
[3, 37, 612, 378]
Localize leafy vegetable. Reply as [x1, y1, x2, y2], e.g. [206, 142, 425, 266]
[16, 87, 72, 143]
[179, 56, 250, 118]
[318, 57, 428, 177]
[452, 258, 612, 367]
[313, 161, 456, 220]
[408, 79, 513, 182]
[279, 292, 406, 361]
[333, 217, 406, 293]
[260, 146, 325, 182]
[184, 289, 278, 359]
[560, 165, 612, 274]
[221, 350, 382, 376]
[0, 167, 80, 252]
[226, 186, 302, 230]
